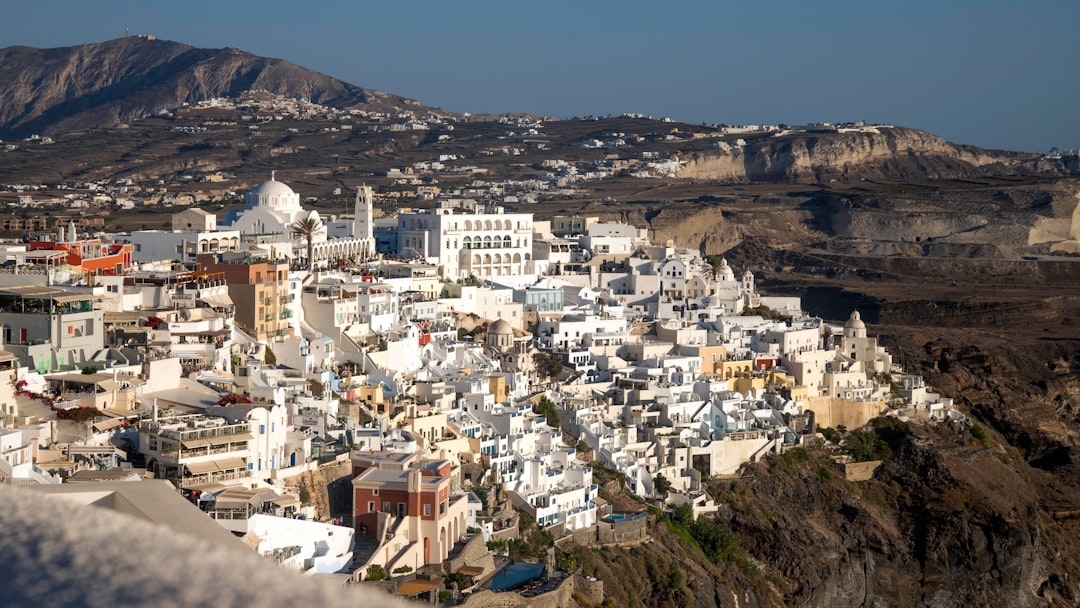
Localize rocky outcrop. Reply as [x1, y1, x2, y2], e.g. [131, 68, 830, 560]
[677, 127, 1070, 184]
[0, 37, 430, 138]
[714, 424, 1080, 608]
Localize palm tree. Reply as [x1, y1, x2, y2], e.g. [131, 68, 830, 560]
[290, 215, 325, 271]
[704, 255, 726, 281]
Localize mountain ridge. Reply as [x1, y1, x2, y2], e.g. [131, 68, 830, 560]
[0, 36, 434, 139]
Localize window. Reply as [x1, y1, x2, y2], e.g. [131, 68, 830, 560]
[260, 424, 265, 435]
[439, 501, 447, 515]
[368, 501, 376, 513]
[423, 504, 431, 516]
[372, 488, 379, 496]
[398, 503, 407, 518]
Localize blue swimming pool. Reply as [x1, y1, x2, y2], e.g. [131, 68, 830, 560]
[601, 511, 645, 523]
[490, 562, 545, 592]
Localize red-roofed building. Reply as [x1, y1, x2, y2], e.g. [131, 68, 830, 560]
[29, 221, 131, 275]
[352, 451, 469, 569]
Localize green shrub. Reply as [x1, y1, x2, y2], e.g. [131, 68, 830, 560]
[969, 424, 990, 447]
[365, 564, 388, 581]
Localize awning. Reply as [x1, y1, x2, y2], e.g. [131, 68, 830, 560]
[215, 495, 257, 509]
[185, 460, 218, 475]
[185, 457, 246, 475]
[97, 379, 121, 392]
[204, 293, 234, 308]
[188, 482, 225, 494]
[454, 566, 484, 577]
[92, 417, 126, 432]
[395, 579, 442, 597]
[181, 438, 212, 449]
[216, 457, 247, 471]
[272, 495, 301, 508]
[207, 433, 253, 446]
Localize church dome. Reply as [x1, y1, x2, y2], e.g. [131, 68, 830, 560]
[249, 179, 295, 201]
[846, 310, 866, 330]
[489, 319, 513, 336]
[245, 173, 301, 212]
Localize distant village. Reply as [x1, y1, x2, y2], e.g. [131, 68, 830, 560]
[0, 91, 897, 217]
[0, 95, 962, 605]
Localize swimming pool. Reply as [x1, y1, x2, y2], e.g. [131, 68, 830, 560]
[490, 562, 546, 592]
[601, 511, 645, 523]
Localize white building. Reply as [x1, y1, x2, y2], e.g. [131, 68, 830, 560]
[398, 202, 534, 281]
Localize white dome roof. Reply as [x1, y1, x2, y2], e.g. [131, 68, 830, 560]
[489, 319, 514, 335]
[249, 179, 296, 200]
[846, 310, 866, 329]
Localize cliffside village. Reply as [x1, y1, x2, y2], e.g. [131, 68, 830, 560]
[0, 174, 966, 603]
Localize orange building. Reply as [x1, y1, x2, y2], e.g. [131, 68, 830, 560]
[29, 230, 132, 275]
[196, 252, 292, 342]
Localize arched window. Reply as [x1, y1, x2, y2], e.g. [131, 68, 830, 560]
[484, 220, 492, 231]
[502, 235, 511, 248]
[483, 236, 492, 248]
[465, 220, 473, 231]
[463, 236, 472, 249]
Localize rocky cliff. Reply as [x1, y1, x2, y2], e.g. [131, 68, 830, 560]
[0, 37, 428, 138]
[677, 127, 1070, 184]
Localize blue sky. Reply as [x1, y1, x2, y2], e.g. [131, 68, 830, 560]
[3, 0, 1078, 152]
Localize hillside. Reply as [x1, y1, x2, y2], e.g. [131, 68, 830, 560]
[0, 36, 429, 139]
[676, 127, 1070, 184]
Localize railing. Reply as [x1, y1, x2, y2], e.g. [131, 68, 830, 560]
[180, 469, 249, 487]
[180, 443, 248, 458]
[162, 423, 249, 442]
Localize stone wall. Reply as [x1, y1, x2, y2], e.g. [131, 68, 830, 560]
[807, 396, 888, 431]
[843, 460, 882, 482]
[447, 533, 496, 580]
[558, 514, 648, 547]
[461, 573, 604, 608]
[284, 456, 353, 521]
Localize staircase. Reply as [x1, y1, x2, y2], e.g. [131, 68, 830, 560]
[342, 536, 380, 577]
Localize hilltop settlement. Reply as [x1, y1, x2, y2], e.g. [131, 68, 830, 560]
[0, 167, 969, 604]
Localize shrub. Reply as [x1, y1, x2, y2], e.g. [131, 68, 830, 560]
[819, 426, 840, 444]
[969, 424, 991, 447]
[843, 430, 891, 462]
[533, 395, 560, 429]
[365, 564, 388, 581]
[653, 472, 672, 496]
[532, 352, 564, 378]
[392, 565, 413, 574]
